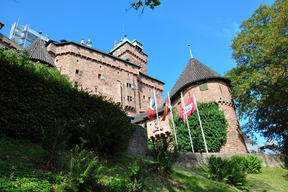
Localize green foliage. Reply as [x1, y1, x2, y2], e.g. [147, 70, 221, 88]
[58, 145, 105, 191]
[230, 155, 248, 173]
[245, 155, 262, 174]
[0, 158, 66, 192]
[0, 48, 133, 157]
[150, 135, 178, 177]
[231, 155, 262, 174]
[0, 178, 52, 192]
[104, 175, 142, 192]
[174, 102, 227, 152]
[226, 0, 288, 154]
[207, 156, 248, 189]
[127, 161, 142, 181]
[131, 0, 161, 10]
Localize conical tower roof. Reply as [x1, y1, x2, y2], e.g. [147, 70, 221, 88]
[26, 39, 55, 67]
[170, 58, 230, 99]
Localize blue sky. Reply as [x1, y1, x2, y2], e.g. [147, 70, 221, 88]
[1, 0, 275, 146]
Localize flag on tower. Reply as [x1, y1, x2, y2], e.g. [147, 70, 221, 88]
[178, 97, 196, 121]
[147, 95, 156, 120]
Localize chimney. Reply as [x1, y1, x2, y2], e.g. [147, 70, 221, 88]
[81, 38, 85, 45]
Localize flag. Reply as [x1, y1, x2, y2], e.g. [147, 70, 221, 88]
[162, 97, 170, 121]
[178, 97, 196, 121]
[147, 95, 155, 120]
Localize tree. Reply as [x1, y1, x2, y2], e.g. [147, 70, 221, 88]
[226, 0, 288, 154]
[131, 0, 161, 12]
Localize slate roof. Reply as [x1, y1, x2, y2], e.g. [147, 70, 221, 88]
[170, 58, 230, 99]
[26, 39, 55, 67]
[132, 106, 165, 124]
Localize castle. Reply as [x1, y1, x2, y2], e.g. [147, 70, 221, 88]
[27, 36, 164, 117]
[0, 26, 247, 153]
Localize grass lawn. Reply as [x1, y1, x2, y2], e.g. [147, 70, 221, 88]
[140, 165, 238, 192]
[247, 167, 288, 192]
[1, 136, 287, 192]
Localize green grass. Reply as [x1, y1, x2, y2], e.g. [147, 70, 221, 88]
[1, 136, 287, 192]
[138, 165, 238, 192]
[247, 167, 288, 192]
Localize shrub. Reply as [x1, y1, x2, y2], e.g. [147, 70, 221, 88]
[173, 102, 228, 152]
[57, 146, 105, 191]
[230, 155, 262, 174]
[245, 155, 262, 174]
[0, 49, 133, 156]
[207, 156, 247, 189]
[150, 135, 178, 177]
[104, 175, 142, 192]
[230, 155, 248, 172]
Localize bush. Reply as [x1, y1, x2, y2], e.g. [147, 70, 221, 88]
[104, 175, 142, 192]
[0, 49, 133, 156]
[230, 155, 262, 174]
[57, 146, 106, 191]
[245, 155, 262, 174]
[230, 155, 248, 172]
[207, 156, 247, 189]
[173, 102, 228, 152]
[150, 135, 178, 177]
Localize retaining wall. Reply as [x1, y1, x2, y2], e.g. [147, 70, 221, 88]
[176, 152, 286, 168]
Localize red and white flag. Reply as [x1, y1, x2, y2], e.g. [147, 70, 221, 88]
[147, 95, 156, 120]
[178, 97, 196, 121]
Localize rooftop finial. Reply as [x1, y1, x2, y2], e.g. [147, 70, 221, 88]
[87, 38, 92, 48]
[81, 38, 85, 45]
[187, 44, 194, 59]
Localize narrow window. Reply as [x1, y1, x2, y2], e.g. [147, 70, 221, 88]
[75, 69, 79, 74]
[199, 83, 208, 91]
[98, 74, 104, 80]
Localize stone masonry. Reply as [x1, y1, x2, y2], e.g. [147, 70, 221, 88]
[171, 80, 247, 153]
[169, 58, 248, 153]
[46, 37, 164, 117]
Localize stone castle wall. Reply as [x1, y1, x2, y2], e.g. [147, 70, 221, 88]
[111, 42, 148, 74]
[171, 79, 248, 153]
[47, 42, 163, 116]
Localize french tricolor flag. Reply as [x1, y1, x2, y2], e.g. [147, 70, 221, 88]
[147, 95, 156, 120]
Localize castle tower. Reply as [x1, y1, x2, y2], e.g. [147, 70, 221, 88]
[110, 36, 148, 74]
[170, 58, 248, 153]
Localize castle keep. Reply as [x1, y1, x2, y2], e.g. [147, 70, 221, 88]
[26, 37, 164, 117]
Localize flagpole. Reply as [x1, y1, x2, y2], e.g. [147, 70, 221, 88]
[153, 89, 162, 131]
[181, 92, 194, 153]
[168, 92, 178, 149]
[193, 95, 208, 153]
